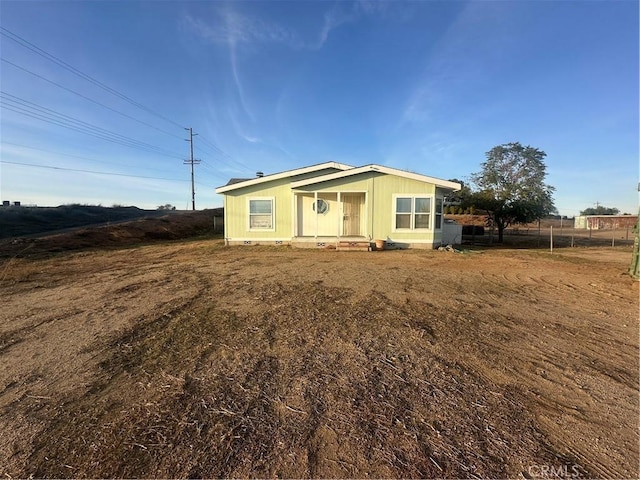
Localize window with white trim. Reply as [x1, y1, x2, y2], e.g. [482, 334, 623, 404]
[394, 196, 432, 230]
[248, 198, 274, 230]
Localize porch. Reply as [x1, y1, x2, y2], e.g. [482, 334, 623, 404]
[293, 191, 367, 239]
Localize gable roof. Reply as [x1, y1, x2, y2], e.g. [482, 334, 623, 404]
[290, 164, 461, 191]
[215, 161, 353, 194]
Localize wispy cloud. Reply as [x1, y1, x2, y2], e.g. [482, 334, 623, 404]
[183, 5, 365, 147]
[185, 10, 283, 122]
[228, 39, 254, 122]
[183, 1, 390, 52]
[183, 11, 300, 49]
[183, 3, 403, 156]
[309, 5, 357, 50]
[226, 101, 260, 144]
[354, 0, 391, 17]
[400, 2, 519, 126]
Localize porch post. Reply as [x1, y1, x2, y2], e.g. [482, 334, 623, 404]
[337, 192, 341, 240]
[314, 191, 318, 239]
[292, 192, 297, 240]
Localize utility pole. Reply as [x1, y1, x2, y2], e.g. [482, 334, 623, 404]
[184, 127, 200, 210]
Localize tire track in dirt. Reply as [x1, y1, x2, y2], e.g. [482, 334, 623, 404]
[0, 248, 208, 477]
[414, 260, 638, 480]
[16, 282, 574, 478]
[1, 243, 637, 478]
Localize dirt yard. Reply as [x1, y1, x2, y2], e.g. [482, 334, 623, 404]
[0, 237, 638, 478]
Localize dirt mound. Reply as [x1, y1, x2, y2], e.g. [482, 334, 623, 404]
[0, 204, 161, 239]
[0, 209, 222, 258]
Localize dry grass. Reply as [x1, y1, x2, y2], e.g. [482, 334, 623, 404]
[0, 220, 638, 478]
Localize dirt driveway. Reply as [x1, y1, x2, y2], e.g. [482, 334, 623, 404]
[1, 241, 637, 478]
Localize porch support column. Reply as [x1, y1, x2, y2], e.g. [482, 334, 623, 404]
[314, 191, 318, 239]
[292, 192, 297, 240]
[337, 192, 341, 240]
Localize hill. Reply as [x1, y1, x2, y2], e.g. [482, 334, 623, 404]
[0, 204, 173, 239]
[0, 207, 223, 257]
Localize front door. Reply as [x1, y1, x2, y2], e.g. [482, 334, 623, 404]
[342, 194, 363, 236]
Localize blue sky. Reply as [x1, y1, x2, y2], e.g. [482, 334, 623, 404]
[0, 0, 637, 215]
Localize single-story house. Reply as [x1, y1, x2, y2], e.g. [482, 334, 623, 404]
[215, 162, 461, 249]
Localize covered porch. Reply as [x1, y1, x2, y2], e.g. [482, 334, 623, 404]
[292, 191, 368, 246]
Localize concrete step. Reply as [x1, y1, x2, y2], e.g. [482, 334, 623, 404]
[336, 241, 371, 251]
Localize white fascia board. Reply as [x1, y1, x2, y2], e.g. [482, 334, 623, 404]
[291, 164, 462, 191]
[215, 161, 354, 194]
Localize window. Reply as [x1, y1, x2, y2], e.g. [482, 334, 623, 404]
[395, 197, 412, 229]
[414, 198, 431, 228]
[394, 196, 433, 230]
[435, 198, 443, 229]
[249, 198, 273, 230]
[313, 198, 329, 215]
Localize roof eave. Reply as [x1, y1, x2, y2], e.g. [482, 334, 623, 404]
[291, 164, 462, 191]
[215, 161, 354, 194]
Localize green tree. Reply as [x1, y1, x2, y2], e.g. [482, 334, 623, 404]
[467, 142, 556, 242]
[580, 206, 619, 215]
[446, 178, 472, 205]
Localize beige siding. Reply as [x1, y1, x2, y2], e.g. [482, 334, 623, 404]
[222, 169, 451, 248]
[224, 178, 293, 240]
[295, 172, 442, 244]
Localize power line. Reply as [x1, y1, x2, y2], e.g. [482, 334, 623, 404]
[0, 27, 251, 182]
[1, 58, 185, 141]
[197, 135, 227, 155]
[0, 141, 183, 174]
[2, 141, 227, 189]
[4, 96, 233, 184]
[2, 160, 189, 182]
[193, 146, 246, 175]
[197, 134, 253, 171]
[0, 26, 185, 130]
[1, 101, 181, 159]
[198, 160, 221, 175]
[1, 91, 184, 158]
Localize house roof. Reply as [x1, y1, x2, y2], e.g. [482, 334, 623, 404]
[215, 161, 354, 194]
[290, 164, 462, 191]
[225, 178, 253, 186]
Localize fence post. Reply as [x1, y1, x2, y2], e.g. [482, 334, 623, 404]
[550, 225, 553, 254]
[630, 208, 640, 279]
